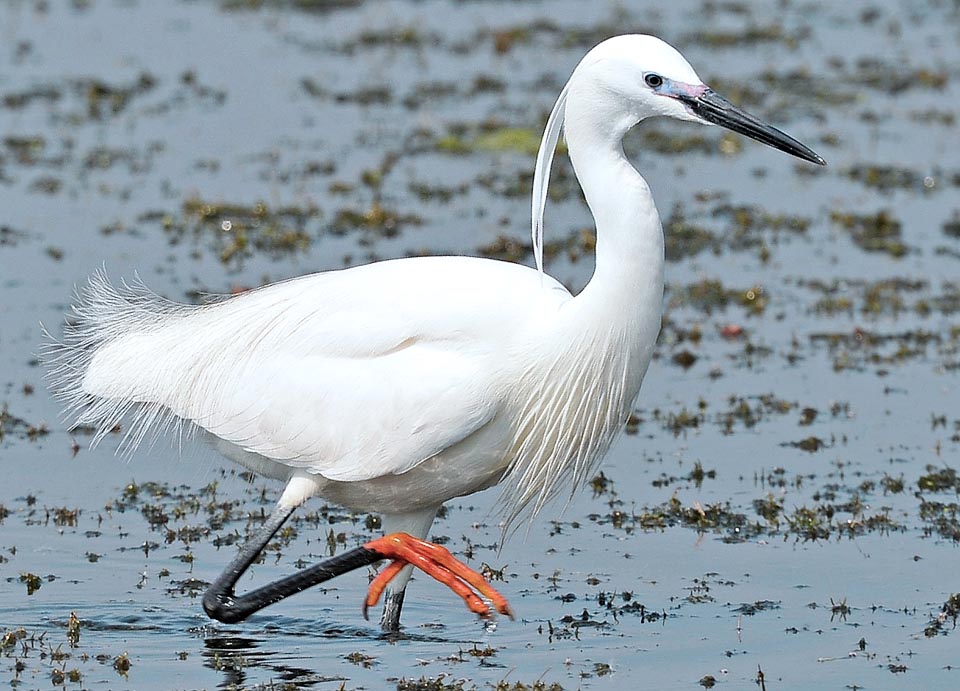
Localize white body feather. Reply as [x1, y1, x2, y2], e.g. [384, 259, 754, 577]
[45, 35, 693, 539]
[49, 252, 660, 525]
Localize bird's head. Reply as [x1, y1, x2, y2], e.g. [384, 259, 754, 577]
[531, 34, 824, 276]
[570, 34, 825, 165]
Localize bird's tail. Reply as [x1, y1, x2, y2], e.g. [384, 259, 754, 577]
[41, 269, 198, 455]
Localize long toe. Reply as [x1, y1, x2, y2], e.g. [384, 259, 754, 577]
[363, 533, 513, 619]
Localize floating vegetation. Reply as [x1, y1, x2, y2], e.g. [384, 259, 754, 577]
[583, 450, 910, 543]
[841, 164, 945, 193]
[491, 27, 534, 55]
[482, 20, 561, 54]
[924, 593, 960, 637]
[325, 27, 438, 55]
[408, 181, 469, 203]
[28, 176, 62, 194]
[396, 678, 563, 691]
[555, 9, 642, 50]
[4, 71, 221, 129]
[0, 225, 27, 247]
[639, 128, 715, 155]
[783, 436, 827, 453]
[663, 202, 809, 261]
[113, 651, 132, 676]
[0, 405, 49, 442]
[917, 465, 959, 493]
[2, 85, 61, 110]
[806, 278, 960, 318]
[944, 214, 960, 239]
[667, 279, 768, 315]
[331, 202, 422, 239]
[222, 0, 362, 13]
[910, 109, 956, 126]
[671, 350, 698, 369]
[335, 85, 393, 106]
[345, 651, 376, 667]
[476, 235, 527, 264]
[808, 326, 944, 371]
[151, 198, 320, 265]
[683, 24, 807, 48]
[598, 496, 754, 539]
[807, 278, 918, 317]
[830, 209, 908, 257]
[733, 600, 780, 615]
[704, 78, 766, 109]
[82, 143, 161, 174]
[3, 135, 51, 166]
[472, 128, 543, 156]
[477, 228, 595, 265]
[19, 572, 42, 595]
[783, 506, 832, 541]
[402, 81, 458, 109]
[470, 74, 506, 94]
[303, 78, 394, 106]
[757, 69, 858, 107]
[80, 73, 157, 120]
[713, 203, 810, 235]
[919, 500, 960, 541]
[435, 123, 549, 157]
[717, 394, 793, 433]
[664, 205, 717, 260]
[397, 675, 464, 691]
[3, 73, 156, 120]
[850, 57, 948, 94]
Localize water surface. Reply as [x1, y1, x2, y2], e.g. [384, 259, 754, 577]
[1, 1, 959, 689]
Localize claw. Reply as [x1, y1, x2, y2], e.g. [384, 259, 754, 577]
[363, 559, 406, 619]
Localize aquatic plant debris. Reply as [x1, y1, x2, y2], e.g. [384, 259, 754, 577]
[3, 0, 960, 688]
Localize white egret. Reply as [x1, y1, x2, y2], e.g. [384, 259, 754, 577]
[45, 35, 824, 631]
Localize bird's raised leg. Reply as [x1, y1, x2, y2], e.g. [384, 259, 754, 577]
[202, 504, 513, 625]
[202, 501, 384, 624]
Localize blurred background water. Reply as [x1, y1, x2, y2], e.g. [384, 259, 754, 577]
[1, 1, 959, 689]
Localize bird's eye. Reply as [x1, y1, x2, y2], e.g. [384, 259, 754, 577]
[644, 73, 664, 89]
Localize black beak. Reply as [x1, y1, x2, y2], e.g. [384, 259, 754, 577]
[682, 89, 826, 166]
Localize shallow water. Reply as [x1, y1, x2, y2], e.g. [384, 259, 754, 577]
[2, 0, 959, 689]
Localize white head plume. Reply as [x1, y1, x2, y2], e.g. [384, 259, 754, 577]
[530, 81, 569, 279]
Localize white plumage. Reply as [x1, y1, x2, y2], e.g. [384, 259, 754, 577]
[44, 35, 823, 627]
[49, 249, 649, 527]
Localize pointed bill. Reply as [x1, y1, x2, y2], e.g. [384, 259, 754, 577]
[680, 88, 826, 165]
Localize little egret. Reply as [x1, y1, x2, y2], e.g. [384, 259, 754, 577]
[46, 35, 824, 631]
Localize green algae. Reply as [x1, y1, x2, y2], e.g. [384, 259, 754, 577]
[830, 209, 908, 257]
[663, 202, 810, 261]
[149, 198, 321, 265]
[668, 279, 768, 315]
[222, 0, 361, 12]
[684, 24, 806, 48]
[436, 125, 557, 157]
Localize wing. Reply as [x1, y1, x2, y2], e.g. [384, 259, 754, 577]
[195, 338, 498, 481]
[51, 257, 571, 482]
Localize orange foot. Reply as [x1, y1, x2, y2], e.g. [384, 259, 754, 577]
[362, 533, 514, 620]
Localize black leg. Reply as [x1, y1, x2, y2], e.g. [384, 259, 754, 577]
[203, 503, 383, 624]
[379, 590, 405, 633]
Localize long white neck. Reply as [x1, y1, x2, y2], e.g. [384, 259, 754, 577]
[500, 78, 666, 527]
[563, 77, 664, 309]
[500, 74, 668, 528]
